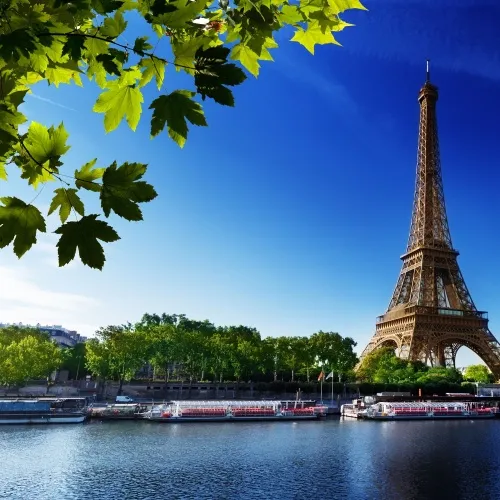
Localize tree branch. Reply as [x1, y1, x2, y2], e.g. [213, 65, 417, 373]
[37, 31, 197, 71]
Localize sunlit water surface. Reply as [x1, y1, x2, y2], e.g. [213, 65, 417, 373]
[1, 418, 499, 499]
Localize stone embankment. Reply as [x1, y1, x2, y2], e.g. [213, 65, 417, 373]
[1, 380, 355, 406]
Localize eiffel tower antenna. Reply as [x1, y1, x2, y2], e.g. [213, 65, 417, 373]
[358, 72, 500, 379]
[426, 59, 430, 82]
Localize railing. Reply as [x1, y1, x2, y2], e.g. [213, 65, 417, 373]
[377, 306, 488, 323]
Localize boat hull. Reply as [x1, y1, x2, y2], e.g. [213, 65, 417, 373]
[147, 415, 321, 423]
[367, 414, 495, 421]
[0, 414, 87, 424]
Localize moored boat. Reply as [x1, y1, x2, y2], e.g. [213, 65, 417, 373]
[145, 400, 327, 422]
[88, 403, 149, 420]
[0, 398, 88, 424]
[364, 401, 497, 420]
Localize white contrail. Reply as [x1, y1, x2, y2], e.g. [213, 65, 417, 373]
[28, 93, 77, 112]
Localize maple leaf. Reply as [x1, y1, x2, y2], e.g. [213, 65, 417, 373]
[149, 91, 207, 147]
[48, 188, 85, 223]
[133, 36, 153, 55]
[194, 46, 246, 106]
[156, 0, 208, 29]
[139, 57, 166, 90]
[75, 158, 105, 192]
[100, 161, 158, 221]
[54, 215, 120, 270]
[0, 197, 46, 258]
[93, 68, 143, 132]
[231, 43, 260, 77]
[291, 22, 340, 55]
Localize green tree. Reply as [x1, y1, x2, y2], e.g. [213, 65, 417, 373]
[0, 0, 366, 269]
[309, 330, 357, 381]
[208, 329, 232, 383]
[86, 325, 149, 394]
[59, 342, 88, 379]
[356, 347, 406, 383]
[0, 334, 62, 387]
[416, 367, 463, 385]
[463, 364, 491, 383]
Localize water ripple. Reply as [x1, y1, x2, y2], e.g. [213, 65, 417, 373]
[1, 419, 499, 499]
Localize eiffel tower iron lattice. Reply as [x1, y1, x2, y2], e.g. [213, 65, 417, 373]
[359, 63, 500, 379]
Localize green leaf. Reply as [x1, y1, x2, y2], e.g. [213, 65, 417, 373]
[194, 46, 246, 105]
[231, 44, 260, 77]
[327, 0, 368, 14]
[23, 122, 70, 169]
[0, 105, 26, 142]
[0, 197, 46, 258]
[93, 69, 143, 132]
[54, 214, 120, 270]
[0, 164, 7, 181]
[280, 5, 304, 24]
[48, 188, 85, 223]
[100, 11, 127, 38]
[152, 23, 165, 38]
[92, 0, 125, 15]
[172, 38, 205, 74]
[156, 0, 208, 29]
[96, 54, 121, 76]
[291, 22, 340, 54]
[139, 57, 166, 90]
[0, 30, 37, 62]
[75, 158, 105, 192]
[133, 36, 153, 55]
[17, 122, 70, 187]
[149, 91, 207, 148]
[45, 60, 83, 87]
[62, 37, 86, 61]
[100, 161, 157, 221]
[29, 51, 49, 73]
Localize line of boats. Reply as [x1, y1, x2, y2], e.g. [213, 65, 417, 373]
[341, 399, 500, 420]
[0, 398, 328, 425]
[3, 397, 499, 425]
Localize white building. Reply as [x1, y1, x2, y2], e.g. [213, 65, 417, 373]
[0, 322, 87, 348]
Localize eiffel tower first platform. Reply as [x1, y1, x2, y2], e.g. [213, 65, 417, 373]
[359, 63, 500, 379]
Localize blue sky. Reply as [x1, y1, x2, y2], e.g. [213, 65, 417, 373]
[2, 0, 500, 367]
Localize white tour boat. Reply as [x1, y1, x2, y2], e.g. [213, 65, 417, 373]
[145, 400, 327, 422]
[364, 401, 496, 420]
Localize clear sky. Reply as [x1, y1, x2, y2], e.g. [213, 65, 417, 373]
[2, 0, 500, 367]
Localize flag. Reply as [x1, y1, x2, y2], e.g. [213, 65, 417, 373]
[325, 371, 333, 380]
[317, 371, 325, 381]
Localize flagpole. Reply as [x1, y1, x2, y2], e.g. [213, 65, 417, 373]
[331, 372, 334, 406]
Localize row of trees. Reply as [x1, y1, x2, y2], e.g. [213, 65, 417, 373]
[85, 313, 359, 394]
[1, 320, 493, 390]
[357, 348, 493, 386]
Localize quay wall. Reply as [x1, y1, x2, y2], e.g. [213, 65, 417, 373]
[0, 380, 356, 403]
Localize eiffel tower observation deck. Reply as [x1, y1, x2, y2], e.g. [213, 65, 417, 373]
[359, 62, 500, 379]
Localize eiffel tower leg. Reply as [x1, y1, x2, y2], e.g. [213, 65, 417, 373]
[436, 345, 446, 367]
[443, 344, 459, 368]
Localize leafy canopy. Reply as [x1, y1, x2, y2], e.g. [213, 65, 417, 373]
[0, 0, 366, 269]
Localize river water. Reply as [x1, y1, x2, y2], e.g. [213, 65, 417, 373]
[1, 418, 499, 499]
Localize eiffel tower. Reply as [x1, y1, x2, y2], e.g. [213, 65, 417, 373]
[359, 62, 500, 379]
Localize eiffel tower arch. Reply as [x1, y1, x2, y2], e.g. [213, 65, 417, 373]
[359, 63, 500, 380]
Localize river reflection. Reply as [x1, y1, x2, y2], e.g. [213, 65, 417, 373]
[1, 418, 499, 499]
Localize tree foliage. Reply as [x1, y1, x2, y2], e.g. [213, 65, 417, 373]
[0, 325, 62, 386]
[463, 364, 491, 384]
[0, 0, 366, 269]
[85, 312, 358, 384]
[356, 347, 465, 385]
